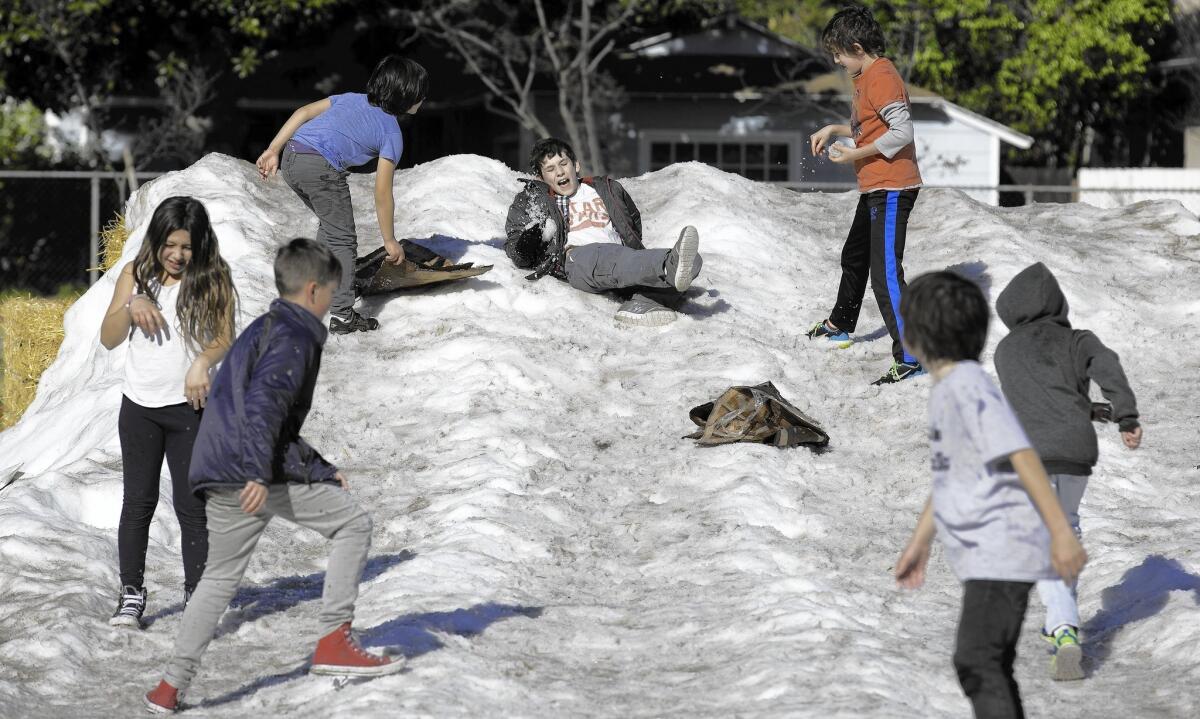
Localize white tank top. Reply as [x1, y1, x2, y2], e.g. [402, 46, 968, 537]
[122, 281, 195, 408]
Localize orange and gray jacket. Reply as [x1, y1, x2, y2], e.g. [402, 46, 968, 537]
[504, 176, 644, 279]
[994, 262, 1139, 476]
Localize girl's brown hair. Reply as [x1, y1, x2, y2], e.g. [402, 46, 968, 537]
[132, 196, 237, 352]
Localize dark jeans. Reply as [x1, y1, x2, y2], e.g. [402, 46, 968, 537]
[281, 145, 358, 317]
[117, 396, 207, 593]
[828, 189, 919, 363]
[954, 580, 1033, 719]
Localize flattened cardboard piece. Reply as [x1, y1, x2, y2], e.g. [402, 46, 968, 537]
[685, 381, 829, 449]
[354, 240, 493, 295]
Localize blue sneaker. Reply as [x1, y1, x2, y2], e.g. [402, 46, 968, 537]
[806, 320, 851, 348]
[872, 360, 925, 385]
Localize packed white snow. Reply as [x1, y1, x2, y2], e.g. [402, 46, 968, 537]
[0, 153, 1197, 718]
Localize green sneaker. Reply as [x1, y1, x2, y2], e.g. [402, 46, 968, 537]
[1047, 625, 1084, 681]
[871, 360, 925, 386]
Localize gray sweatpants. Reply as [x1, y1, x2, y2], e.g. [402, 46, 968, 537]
[163, 483, 372, 690]
[281, 147, 358, 317]
[564, 243, 702, 294]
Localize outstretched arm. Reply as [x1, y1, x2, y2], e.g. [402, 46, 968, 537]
[895, 495, 936, 589]
[374, 157, 404, 265]
[1076, 331, 1141, 447]
[256, 98, 332, 178]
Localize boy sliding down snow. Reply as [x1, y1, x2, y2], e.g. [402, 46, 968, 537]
[504, 137, 702, 326]
[144, 239, 401, 714]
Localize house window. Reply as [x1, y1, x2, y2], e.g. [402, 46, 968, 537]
[648, 140, 790, 181]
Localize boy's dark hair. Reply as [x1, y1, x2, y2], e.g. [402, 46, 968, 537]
[822, 4, 886, 56]
[528, 137, 577, 175]
[367, 55, 428, 116]
[900, 271, 989, 363]
[274, 238, 342, 295]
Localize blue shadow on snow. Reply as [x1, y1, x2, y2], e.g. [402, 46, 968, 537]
[194, 601, 542, 710]
[143, 551, 414, 629]
[1080, 554, 1200, 675]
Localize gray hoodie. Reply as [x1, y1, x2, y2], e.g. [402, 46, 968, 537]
[994, 262, 1139, 476]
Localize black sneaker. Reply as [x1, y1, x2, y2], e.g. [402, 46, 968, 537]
[805, 319, 852, 348]
[329, 310, 380, 334]
[110, 585, 147, 628]
[872, 360, 925, 385]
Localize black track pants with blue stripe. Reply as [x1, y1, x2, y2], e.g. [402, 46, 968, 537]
[828, 189, 919, 364]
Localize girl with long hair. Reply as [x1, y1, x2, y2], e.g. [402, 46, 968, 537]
[100, 195, 237, 627]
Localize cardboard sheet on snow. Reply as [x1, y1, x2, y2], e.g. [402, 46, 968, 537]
[354, 239, 492, 295]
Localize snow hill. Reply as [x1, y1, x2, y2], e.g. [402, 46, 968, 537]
[0, 153, 1197, 718]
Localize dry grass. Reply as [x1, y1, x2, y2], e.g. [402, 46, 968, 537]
[100, 213, 129, 272]
[0, 291, 79, 430]
[0, 213, 123, 431]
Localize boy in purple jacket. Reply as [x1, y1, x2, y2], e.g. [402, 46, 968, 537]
[144, 239, 401, 714]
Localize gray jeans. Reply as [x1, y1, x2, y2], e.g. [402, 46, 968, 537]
[1035, 473, 1088, 632]
[163, 483, 372, 690]
[281, 146, 358, 317]
[564, 243, 702, 294]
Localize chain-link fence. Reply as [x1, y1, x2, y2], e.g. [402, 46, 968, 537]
[0, 171, 163, 294]
[1, 172, 1197, 296]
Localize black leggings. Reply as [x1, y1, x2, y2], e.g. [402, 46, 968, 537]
[117, 396, 207, 593]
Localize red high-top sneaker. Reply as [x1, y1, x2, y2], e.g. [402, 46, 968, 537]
[143, 680, 181, 714]
[310, 622, 404, 676]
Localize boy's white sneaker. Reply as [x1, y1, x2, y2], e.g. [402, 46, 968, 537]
[668, 226, 700, 292]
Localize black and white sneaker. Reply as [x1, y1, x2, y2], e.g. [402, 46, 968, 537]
[110, 585, 147, 628]
[614, 295, 677, 327]
[329, 310, 380, 335]
[871, 360, 925, 385]
[667, 226, 700, 292]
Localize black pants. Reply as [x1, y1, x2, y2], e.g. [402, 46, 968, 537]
[954, 580, 1033, 719]
[828, 189, 919, 363]
[117, 396, 207, 593]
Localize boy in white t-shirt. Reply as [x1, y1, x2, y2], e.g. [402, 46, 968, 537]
[892, 271, 1087, 719]
[504, 137, 703, 326]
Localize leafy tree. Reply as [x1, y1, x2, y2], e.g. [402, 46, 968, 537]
[0, 0, 349, 167]
[738, 1, 1173, 169]
[392, 0, 719, 173]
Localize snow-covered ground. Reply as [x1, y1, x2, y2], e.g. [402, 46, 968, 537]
[1, 153, 1197, 718]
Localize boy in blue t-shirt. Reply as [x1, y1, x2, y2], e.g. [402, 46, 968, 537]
[893, 271, 1087, 719]
[256, 55, 427, 334]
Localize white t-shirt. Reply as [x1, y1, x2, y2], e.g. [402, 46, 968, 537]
[564, 182, 621, 246]
[929, 361, 1055, 583]
[122, 281, 194, 408]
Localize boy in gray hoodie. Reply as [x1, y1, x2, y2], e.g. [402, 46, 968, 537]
[994, 261, 1142, 682]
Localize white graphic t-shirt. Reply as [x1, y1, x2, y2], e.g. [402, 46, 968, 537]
[929, 361, 1055, 583]
[564, 183, 621, 245]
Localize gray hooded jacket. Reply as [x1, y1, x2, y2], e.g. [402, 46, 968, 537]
[994, 262, 1139, 476]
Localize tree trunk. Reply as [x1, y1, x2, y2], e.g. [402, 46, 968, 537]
[579, 0, 606, 174]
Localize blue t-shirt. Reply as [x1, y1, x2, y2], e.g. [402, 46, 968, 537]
[928, 361, 1055, 583]
[292, 93, 404, 171]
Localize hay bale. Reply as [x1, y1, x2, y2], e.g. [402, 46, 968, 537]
[0, 292, 78, 430]
[100, 214, 129, 272]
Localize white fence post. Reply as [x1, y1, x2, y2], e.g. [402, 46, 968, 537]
[89, 176, 100, 285]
